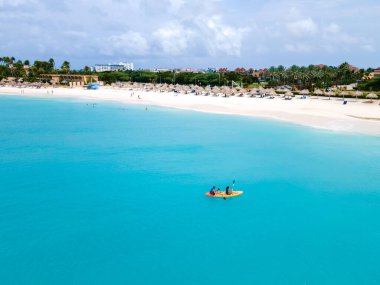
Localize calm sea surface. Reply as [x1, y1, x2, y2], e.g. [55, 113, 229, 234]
[1, 95, 380, 285]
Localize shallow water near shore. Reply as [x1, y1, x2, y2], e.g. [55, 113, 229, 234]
[1, 95, 380, 284]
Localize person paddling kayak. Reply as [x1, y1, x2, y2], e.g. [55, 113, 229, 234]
[205, 181, 243, 198]
[226, 186, 232, 195]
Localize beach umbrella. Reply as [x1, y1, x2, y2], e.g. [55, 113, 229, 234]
[353, 90, 363, 100]
[264, 88, 272, 96]
[300, 89, 310, 95]
[285, 91, 293, 96]
[365, 93, 378, 103]
[339, 91, 349, 100]
[313, 89, 323, 98]
[269, 90, 277, 98]
[325, 91, 335, 100]
[366, 93, 378, 99]
[265, 88, 273, 94]
[366, 93, 378, 102]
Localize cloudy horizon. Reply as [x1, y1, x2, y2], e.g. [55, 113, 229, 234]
[1, 0, 379, 69]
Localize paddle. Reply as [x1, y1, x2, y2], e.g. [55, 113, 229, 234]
[223, 180, 235, 200]
[230, 180, 236, 199]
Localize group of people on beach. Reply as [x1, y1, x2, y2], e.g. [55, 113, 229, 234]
[209, 185, 232, 196]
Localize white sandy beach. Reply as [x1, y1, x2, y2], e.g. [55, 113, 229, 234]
[1, 86, 380, 136]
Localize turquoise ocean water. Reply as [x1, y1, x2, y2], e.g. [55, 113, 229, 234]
[1, 95, 380, 284]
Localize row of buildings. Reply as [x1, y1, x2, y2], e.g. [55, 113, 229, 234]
[91, 64, 211, 74]
[366, 68, 380, 79]
[92, 62, 134, 72]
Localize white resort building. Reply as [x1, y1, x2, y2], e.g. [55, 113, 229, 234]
[94, 62, 134, 72]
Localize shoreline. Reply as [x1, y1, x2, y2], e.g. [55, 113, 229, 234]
[1, 86, 380, 136]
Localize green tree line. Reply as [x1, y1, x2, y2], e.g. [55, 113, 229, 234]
[97, 63, 378, 91]
[0, 56, 83, 82]
[1, 56, 378, 90]
[97, 70, 259, 87]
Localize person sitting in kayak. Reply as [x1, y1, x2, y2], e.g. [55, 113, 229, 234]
[226, 186, 232, 195]
[209, 186, 216, 196]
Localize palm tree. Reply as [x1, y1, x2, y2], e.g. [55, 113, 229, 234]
[287, 65, 299, 86]
[61, 60, 70, 74]
[48, 58, 55, 71]
[337, 62, 352, 86]
[1, 57, 15, 66]
[268, 66, 276, 82]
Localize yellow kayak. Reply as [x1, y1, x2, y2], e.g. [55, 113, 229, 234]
[205, 190, 244, 198]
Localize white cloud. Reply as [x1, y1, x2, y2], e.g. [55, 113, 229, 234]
[0, 0, 35, 6]
[102, 32, 149, 56]
[285, 43, 313, 53]
[0, 0, 378, 68]
[167, 0, 186, 13]
[153, 23, 194, 56]
[361, 44, 375, 52]
[323, 23, 341, 34]
[198, 15, 249, 57]
[151, 14, 249, 57]
[62, 31, 88, 38]
[286, 18, 318, 37]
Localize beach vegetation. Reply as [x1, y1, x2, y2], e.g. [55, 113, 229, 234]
[83, 66, 91, 73]
[60, 61, 70, 74]
[0, 56, 376, 95]
[358, 77, 380, 91]
[48, 58, 55, 70]
[0, 65, 12, 80]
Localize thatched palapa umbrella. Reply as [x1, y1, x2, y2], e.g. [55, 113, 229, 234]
[265, 88, 275, 96]
[339, 91, 349, 100]
[313, 89, 323, 98]
[353, 91, 363, 100]
[325, 91, 335, 100]
[285, 90, 293, 96]
[284, 91, 293, 100]
[366, 93, 378, 99]
[269, 90, 277, 98]
[366, 93, 378, 103]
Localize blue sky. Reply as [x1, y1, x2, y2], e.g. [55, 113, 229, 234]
[0, 0, 379, 69]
